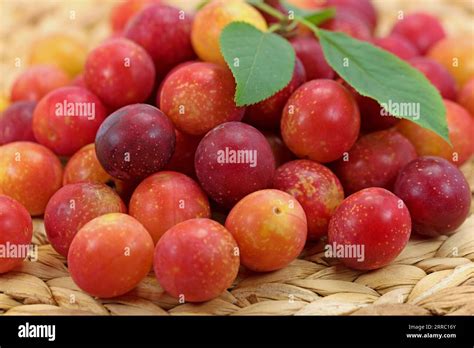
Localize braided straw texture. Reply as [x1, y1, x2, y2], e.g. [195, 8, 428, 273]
[0, 0, 473, 315]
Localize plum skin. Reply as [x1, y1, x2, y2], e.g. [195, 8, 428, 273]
[10, 65, 70, 102]
[328, 188, 411, 270]
[44, 183, 127, 257]
[124, 4, 195, 79]
[129, 171, 211, 244]
[281, 79, 360, 163]
[397, 100, 474, 166]
[160, 62, 245, 136]
[63, 144, 128, 196]
[391, 12, 446, 54]
[84, 38, 156, 109]
[273, 160, 344, 241]
[191, 0, 267, 65]
[428, 37, 474, 88]
[333, 129, 417, 195]
[290, 37, 335, 81]
[244, 58, 306, 131]
[457, 78, 474, 116]
[95, 104, 176, 181]
[195, 122, 275, 209]
[68, 213, 154, 298]
[0, 142, 63, 216]
[32, 86, 108, 156]
[409, 57, 458, 100]
[225, 189, 307, 272]
[0, 195, 33, 273]
[154, 218, 240, 302]
[394, 156, 471, 237]
[0, 101, 37, 145]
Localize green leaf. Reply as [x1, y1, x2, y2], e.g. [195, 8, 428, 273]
[281, 1, 335, 26]
[316, 28, 449, 142]
[304, 8, 336, 26]
[220, 22, 295, 107]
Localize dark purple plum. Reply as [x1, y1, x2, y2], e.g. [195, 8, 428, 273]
[195, 122, 275, 208]
[95, 104, 175, 181]
[394, 156, 471, 237]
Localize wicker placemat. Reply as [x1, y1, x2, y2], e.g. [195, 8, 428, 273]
[0, 0, 473, 315]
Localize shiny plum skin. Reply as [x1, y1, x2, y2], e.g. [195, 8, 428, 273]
[281, 79, 360, 163]
[195, 122, 275, 209]
[0, 142, 63, 216]
[154, 218, 240, 302]
[95, 104, 176, 181]
[428, 38, 474, 88]
[409, 57, 458, 100]
[129, 171, 211, 244]
[457, 78, 474, 116]
[394, 156, 471, 237]
[68, 213, 154, 298]
[62, 144, 128, 198]
[244, 58, 306, 131]
[325, 0, 377, 32]
[344, 83, 400, 132]
[328, 188, 411, 270]
[44, 183, 126, 257]
[0, 101, 36, 145]
[164, 130, 201, 178]
[397, 100, 474, 165]
[374, 34, 419, 60]
[84, 38, 156, 109]
[160, 62, 245, 136]
[290, 37, 335, 81]
[320, 8, 372, 41]
[333, 130, 417, 195]
[0, 195, 33, 273]
[264, 132, 295, 167]
[225, 189, 307, 272]
[273, 160, 343, 241]
[124, 4, 195, 80]
[29, 34, 87, 77]
[32, 86, 107, 156]
[391, 12, 446, 54]
[10, 65, 69, 102]
[110, 0, 161, 33]
[191, 0, 267, 65]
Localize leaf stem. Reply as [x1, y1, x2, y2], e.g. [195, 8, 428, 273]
[295, 16, 320, 37]
[248, 0, 286, 21]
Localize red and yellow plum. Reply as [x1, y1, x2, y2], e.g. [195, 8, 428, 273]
[160, 62, 245, 136]
[225, 189, 307, 272]
[0, 142, 63, 216]
[129, 171, 211, 244]
[32, 86, 107, 156]
[328, 188, 411, 270]
[154, 218, 239, 302]
[44, 183, 126, 257]
[273, 160, 344, 240]
[68, 213, 154, 298]
[281, 79, 360, 163]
